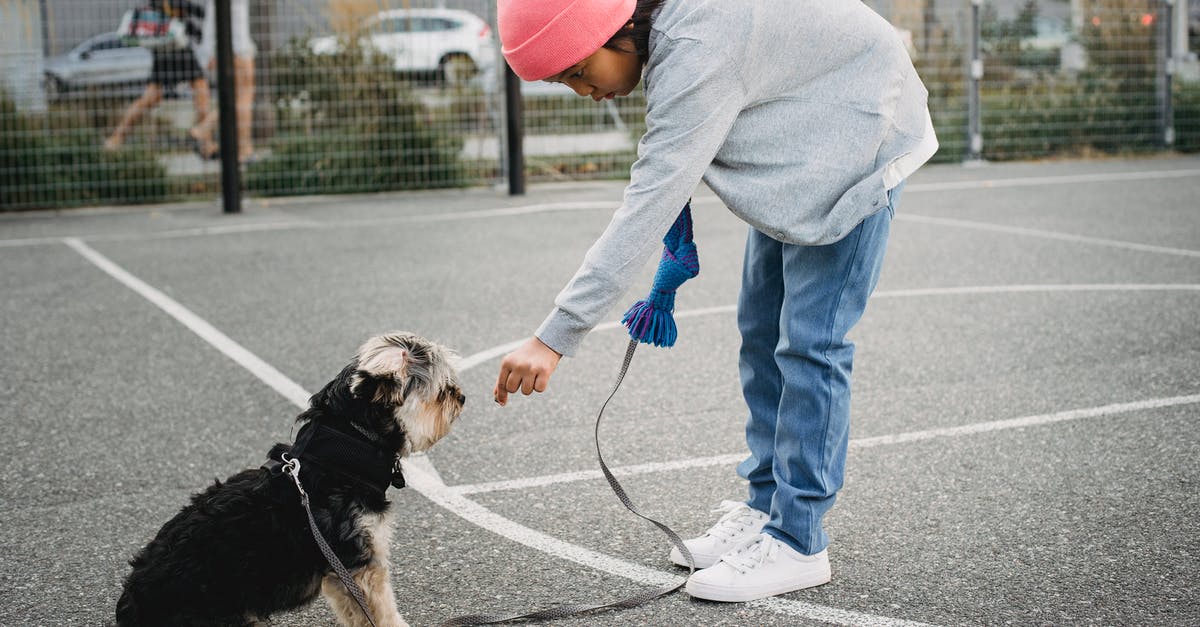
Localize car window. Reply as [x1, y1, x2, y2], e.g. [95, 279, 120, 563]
[373, 17, 402, 34]
[93, 38, 125, 52]
[382, 16, 419, 33]
[370, 13, 465, 34]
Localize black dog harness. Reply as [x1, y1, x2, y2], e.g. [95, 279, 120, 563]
[262, 421, 404, 495]
[261, 422, 404, 627]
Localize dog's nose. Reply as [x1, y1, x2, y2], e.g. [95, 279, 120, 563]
[457, 391, 466, 406]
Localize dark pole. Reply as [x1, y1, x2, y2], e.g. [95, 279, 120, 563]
[215, 0, 241, 213]
[504, 63, 525, 196]
[1160, 0, 1175, 148]
[968, 0, 983, 162]
[38, 0, 51, 56]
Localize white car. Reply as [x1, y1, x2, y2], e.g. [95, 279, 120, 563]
[310, 9, 497, 84]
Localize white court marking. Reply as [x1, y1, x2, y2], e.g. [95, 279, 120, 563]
[64, 234, 1199, 625]
[454, 394, 1200, 495]
[63, 238, 311, 409]
[4, 165, 1199, 250]
[894, 214, 1200, 258]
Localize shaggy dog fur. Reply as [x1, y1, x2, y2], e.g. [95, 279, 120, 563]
[115, 332, 464, 627]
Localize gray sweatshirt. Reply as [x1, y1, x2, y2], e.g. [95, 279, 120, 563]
[536, 0, 936, 357]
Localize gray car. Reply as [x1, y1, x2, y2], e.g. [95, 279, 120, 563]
[43, 32, 152, 102]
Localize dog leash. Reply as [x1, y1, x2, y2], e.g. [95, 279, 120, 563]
[280, 454, 379, 627]
[442, 205, 702, 625]
[440, 339, 696, 626]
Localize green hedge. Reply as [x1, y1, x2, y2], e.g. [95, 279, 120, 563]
[1174, 81, 1200, 153]
[1, 92, 170, 210]
[243, 39, 464, 196]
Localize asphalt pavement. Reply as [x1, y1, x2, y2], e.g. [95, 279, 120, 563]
[1, 155, 1198, 626]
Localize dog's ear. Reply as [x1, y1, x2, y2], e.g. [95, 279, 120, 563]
[356, 345, 409, 382]
[351, 335, 414, 405]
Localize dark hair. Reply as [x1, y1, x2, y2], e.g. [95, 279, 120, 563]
[603, 0, 667, 62]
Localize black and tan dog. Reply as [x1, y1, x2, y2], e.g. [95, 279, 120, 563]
[116, 332, 465, 627]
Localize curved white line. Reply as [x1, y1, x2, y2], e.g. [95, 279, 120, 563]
[401, 460, 934, 626]
[67, 242, 1196, 627]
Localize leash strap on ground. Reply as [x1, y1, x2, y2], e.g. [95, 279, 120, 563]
[440, 339, 697, 627]
[281, 456, 379, 627]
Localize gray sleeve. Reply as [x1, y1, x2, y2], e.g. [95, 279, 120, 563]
[535, 33, 746, 356]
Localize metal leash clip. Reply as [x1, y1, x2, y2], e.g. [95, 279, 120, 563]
[280, 453, 307, 499]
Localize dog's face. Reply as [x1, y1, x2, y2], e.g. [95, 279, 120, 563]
[348, 332, 465, 454]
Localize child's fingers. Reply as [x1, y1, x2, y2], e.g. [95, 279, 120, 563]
[494, 368, 510, 405]
[493, 381, 506, 406]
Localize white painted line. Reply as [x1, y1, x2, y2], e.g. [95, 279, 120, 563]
[63, 238, 312, 410]
[897, 214, 1200, 258]
[1, 202, 615, 248]
[377, 201, 614, 223]
[871, 284, 1200, 298]
[457, 339, 528, 372]
[468, 283, 1200, 387]
[403, 460, 934, 627]
[455, 454, 745, 495]
[851, 394, 1200, 448]
[902, 168, 1200, 192]
[402, 462, 686, 589]
[70, 238, 928, 626]
[97, 220, 322, 241]
[453, 394, 1200, 495]
[0, 235, 68, 248]
[685, 168, 1200, 201]
[9, 166, 1199, 248]
[453, 283, 1200, 495]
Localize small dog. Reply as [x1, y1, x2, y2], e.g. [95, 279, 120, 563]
[116, 332, 465, 627]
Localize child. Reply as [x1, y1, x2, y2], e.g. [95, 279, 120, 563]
[493, 0, 937, 603]
[105, 0, 215, 158]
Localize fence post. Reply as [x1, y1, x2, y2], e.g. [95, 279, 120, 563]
[504, 63, 525, 196]
[1160, 0, 1176, 148]
[967, 0, 984, 162]
[215, 0, 241, 213]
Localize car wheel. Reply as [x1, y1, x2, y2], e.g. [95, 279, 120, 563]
[43, 75, 66, 103]
[438, 54, 477, 86]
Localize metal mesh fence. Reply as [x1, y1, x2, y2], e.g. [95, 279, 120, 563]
[2, 0, 1198, 210]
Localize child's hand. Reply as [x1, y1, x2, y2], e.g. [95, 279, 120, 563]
[494, 337, 561, 406]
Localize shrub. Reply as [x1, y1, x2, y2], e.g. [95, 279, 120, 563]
[1175, 81, 1200, 153]
[1, 92, 169, 210]
[981, 72, 1160, 159]
[243, 38, 464, 196]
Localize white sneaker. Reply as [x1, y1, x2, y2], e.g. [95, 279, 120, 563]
[685, 533, 831, 602]
[669, 500, 769, 569]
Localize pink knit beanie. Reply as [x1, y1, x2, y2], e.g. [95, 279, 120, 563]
[498, 0, 637, 81]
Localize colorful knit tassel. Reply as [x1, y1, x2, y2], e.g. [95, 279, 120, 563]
[621, 203, 699, 347]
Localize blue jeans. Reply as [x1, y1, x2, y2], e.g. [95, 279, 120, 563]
[735, 183, 900, 555]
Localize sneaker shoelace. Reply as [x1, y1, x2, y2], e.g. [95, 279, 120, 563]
[721, 534, 781, 575]
[703, 500, 763, 543]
